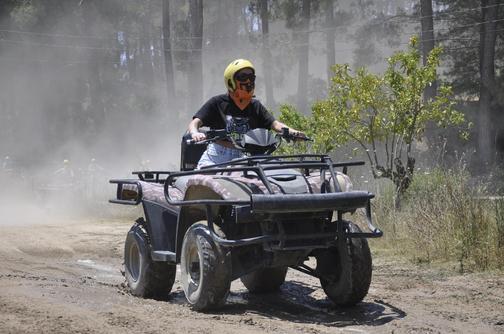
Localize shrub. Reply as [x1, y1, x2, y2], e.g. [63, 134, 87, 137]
[372, 166, 504, 271]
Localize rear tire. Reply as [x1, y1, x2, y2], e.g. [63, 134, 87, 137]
[124, 222, 176, 299]
[180, 222, 231, 311]
[240, 267, 288, 293]
[316, 222, 372, 306]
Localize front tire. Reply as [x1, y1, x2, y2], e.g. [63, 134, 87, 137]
[316, 222, 372, 306]
[124, 221, 176, 299]
[180, 222, 231, 311]
[240, 267, 288, 293]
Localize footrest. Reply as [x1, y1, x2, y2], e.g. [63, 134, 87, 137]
[151, 251, 176, 262]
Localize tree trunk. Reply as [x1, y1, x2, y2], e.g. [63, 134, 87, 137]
[141, 0, 155, 85]
[153, 28, 164, 83]
[393, 156, 415, 209]
[188, 0, 203, 113]
[123, 32, 136, 82]
[259, 0, 275, 108]
[478, 0, 500, 164]
[82, 1, 105, 136]
[325, 0, 336, 83]
[420, 0, 436, 101]
[162, 0, 175, 102]
[297, 0, 311, 113]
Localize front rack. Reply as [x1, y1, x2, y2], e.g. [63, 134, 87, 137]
[163, 154, 364, 206]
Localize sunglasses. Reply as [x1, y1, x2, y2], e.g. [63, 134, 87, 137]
[235, 72, 256, 82]
[239, 80, 255, 91]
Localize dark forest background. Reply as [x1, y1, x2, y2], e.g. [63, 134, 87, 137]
[0, 0, 503, 177]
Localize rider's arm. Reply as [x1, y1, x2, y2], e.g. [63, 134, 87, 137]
[188, 118, 206, 142]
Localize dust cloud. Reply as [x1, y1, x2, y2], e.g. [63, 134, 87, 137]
[0, 2, 407, 225]
[0, 4, 182, 223]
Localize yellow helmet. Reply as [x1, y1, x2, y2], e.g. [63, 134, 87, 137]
[224, 59, 255, 91]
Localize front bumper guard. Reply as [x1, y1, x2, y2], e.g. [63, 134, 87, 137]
[250, 191, 373, 213]
[205, 191, 383, 248]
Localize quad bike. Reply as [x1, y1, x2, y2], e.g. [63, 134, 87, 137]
[110, 127, 382, 311]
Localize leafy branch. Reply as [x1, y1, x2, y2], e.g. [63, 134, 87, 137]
[278, 36, 470, 206]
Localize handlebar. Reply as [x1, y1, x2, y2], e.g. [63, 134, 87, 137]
[185, 129, 228, 145]
[280, 127, 313, 142]
[185, 128, 312, 146]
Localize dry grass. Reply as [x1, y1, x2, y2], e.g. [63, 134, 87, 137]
[369, 167, 504, 272]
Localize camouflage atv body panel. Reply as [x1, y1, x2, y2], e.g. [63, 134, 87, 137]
[124, 170, 353, 208]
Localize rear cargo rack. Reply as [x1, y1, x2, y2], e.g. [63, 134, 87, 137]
[109, 179, 143, 205]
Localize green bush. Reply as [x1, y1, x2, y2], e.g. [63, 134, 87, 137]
[276, 37, 469, 206]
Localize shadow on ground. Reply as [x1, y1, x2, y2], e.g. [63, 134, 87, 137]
[220, 280, 406, 327]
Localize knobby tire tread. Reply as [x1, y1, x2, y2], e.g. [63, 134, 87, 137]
[125, 221, 176, 299]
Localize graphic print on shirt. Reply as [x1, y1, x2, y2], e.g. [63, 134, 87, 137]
[225, 115, 250, 134]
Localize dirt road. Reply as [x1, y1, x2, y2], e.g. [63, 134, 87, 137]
[1, 211, 503, 334]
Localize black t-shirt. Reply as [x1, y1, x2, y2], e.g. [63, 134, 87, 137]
[193, 94, 275, 132]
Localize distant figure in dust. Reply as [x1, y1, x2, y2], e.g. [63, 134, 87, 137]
[2, 155, 14, 174]
[139, 159, 151, 171]
[86, 158, 105, 199]
[54, 159, 75, 186]
[87, 158, 104, 174]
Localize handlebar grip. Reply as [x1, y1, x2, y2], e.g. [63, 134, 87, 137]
[297, 135, 313, 142]
[187, 138, 210, 145]
[280, 127, 312, 142]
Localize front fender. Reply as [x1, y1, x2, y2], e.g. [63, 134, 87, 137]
[174, 176, 250, 262]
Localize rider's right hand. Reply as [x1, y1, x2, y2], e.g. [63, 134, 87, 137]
[191, 132, 206, 142]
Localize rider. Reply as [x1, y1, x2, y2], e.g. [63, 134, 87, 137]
[86, 158, 105, 198]
[53, 159, 75, 185]
[187, 59, 305, 168]
[2, 155, 13, 173]
[87, 158, 104, 174]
